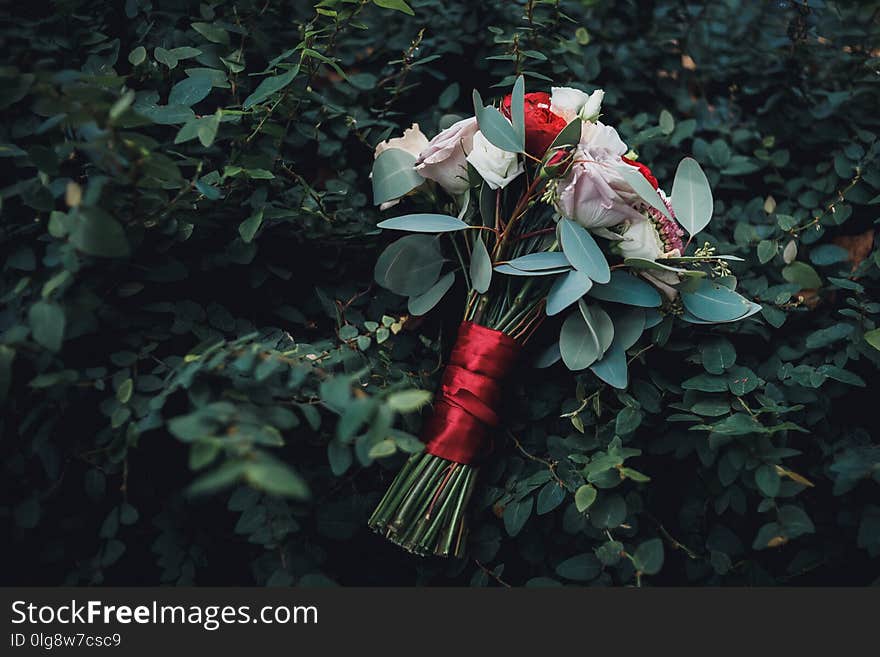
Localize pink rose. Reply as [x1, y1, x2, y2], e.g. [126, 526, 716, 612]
[554, 149, 643, 228]
[554, 121, 645, 228]
[414, 116, 478, 195]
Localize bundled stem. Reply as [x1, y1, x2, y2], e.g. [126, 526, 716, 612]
[368, 452, 477, 558]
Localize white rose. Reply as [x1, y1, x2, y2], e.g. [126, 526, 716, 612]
[374, 123, 429, 159]
[618, 218, 681, 300]
[578, 89, 604, 122]
[465, 130, 523, 190]
[550, 86, 590, 123]
[580, 120, 627, 157]
[618, 218, 665, 261]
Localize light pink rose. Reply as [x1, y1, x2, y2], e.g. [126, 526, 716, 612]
[554, 121, 644, 228]
[414, 116, 478, 195]
[554, 151, 643, 228]
[579, 120, 627, 157]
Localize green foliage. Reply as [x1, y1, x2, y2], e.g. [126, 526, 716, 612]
[2, 0, 879, 586]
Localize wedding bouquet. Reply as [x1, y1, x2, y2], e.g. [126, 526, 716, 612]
[367, 77, 760, 557]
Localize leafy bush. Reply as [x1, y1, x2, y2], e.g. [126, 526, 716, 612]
[2, 0, 878, 586]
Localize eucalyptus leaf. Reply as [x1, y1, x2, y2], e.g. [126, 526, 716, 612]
[670, 157, 713, 236]
[547, 118, 583, 151]
[590, 307, 644, 389]
[618, 162, 673, 221]
[546, 270, 592, 316]
[505, 252, 571, 271]
[472, 89, 523, 153]
[624, 257, 706, 277]
[559, 218, 611, 283]
[782, 261, 823, 289]
[469, 235, 492, 293]
[408, 271, 455, 316]
[534, 341, 561, 368]
[494, 264, 571, 276]
[377, 213, 468, 233]
[560, 310, 600, 370]
[371, 149, 424, 206]
[681, 280, 753, 322]
[588, 270, 662, 307]
[510, 75, 525, 146]
[374, 234, 444, 296]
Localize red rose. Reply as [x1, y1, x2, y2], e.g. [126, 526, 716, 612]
[501, 91, 568, 158]
[621, 156, 659, 190]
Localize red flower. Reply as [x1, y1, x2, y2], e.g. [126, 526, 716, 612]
[621, 156, 659, 190]
[501, 91, 568, 158]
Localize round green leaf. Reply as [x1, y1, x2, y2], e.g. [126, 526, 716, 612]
[701, 338, 736, 374]
[575, 485, 598, 512]
[555, 553, 601, 581]
[547, 270, 592, 316]
[755, 463, 781, 498]
[168, 75, 212, 107]
[408, 271, 455, 316]
[374, 234, 444, 296]
[560, 309, 599, 370]
[681, 280, 752, 322]
[128, 46, 146, 66]
[590, 493, 627, 529]
[28, 301, 65, 352]
[782, 261, 822, 289]
[633, 538, 665, 575]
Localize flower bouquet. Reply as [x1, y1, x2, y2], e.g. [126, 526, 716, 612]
[367, 77, 760, 557]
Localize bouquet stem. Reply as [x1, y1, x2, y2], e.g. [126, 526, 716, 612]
[368, 452, 477, 558]
[368, 321, 520, 558]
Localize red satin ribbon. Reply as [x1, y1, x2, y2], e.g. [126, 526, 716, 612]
[423, 322, 520, 465]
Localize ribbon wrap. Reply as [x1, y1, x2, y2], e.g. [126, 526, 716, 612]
[422, 322, 520, 465]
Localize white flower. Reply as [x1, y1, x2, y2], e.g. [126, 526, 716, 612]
[578, 89, 604, 122]
[550, 87, 605, 125]
[414, 116, 478, 195]
[617, 216, 682, 300]
[618, 218, 665, 261]
[466, 130, 523, 190]
[580, 120, 627, 157]
[374, 123, 429, 159]
[550, 86, 590, 123]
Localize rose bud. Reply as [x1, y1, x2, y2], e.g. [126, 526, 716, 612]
[541, 146, 575, 178]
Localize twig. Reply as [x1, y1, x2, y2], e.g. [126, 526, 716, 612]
[474, 559, 512, 587]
